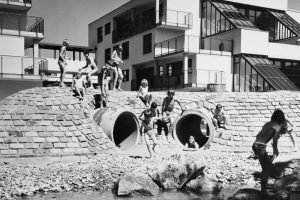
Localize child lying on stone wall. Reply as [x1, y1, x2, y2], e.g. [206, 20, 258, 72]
[139, 102, 160, 158]
[136, 79, 152, 107]
[252, 109, 290, 196]
[71, 72, 86, 101]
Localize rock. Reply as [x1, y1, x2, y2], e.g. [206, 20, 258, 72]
[151, 154, 204, 190]
[289, 181, 300, 192]
[117, 172, 159, 197]
[274, 175, 300, 190]
[227, 188, 284, 200]
[186, 176, 222, 194]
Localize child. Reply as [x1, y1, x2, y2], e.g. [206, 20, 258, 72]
[136, 79, 152, 106]
[79, 51, 98, 89]
[111, 45, 124, 91]
[158, 90, 183, 142]
[252, 109, 286, 195]
[58, 39, 70, 87]
[71, 72, 86, 101]
[211, 104, 228, 130]
[139, 102, 160, 158]
[184, 136, 199, 151]
[98, 61, 113, 107]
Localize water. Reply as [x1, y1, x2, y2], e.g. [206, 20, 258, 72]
[16, 190, 234, 200]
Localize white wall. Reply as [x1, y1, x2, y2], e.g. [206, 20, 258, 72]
[0, 35, 24, 56]
[233, 29, 269, 56]
[269, 42, 300, 61]
[226, 0, 287, 11]
[196, 54, 232, 91]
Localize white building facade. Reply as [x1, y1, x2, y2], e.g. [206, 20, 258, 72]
[89, 0, 300, 92]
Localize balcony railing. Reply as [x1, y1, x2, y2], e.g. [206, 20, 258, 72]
[154, 35, 200, 58]
[0, 12, 44, 39]
[0, 0, 31, 4]
[131, 74, 184, 91]
[156, 9, 193, 29]
[0, 55, 47, 80]
[154, 35, 233, 58]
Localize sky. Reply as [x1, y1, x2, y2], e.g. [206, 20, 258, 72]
[28, 0, 130, 47]
[28, 0, 300, 47]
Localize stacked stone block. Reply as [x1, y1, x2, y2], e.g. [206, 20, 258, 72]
[0, 87, 115, 157]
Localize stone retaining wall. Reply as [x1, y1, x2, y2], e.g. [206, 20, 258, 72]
[0, 87, 299, 157]
[0, 87, 115, 158]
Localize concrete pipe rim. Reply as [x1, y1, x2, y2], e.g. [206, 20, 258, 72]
[172, 109, 215, 150]
[111, 110, 140, 148]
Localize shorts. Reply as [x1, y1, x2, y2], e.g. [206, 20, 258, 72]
[252, 142, 273, 173]
[142, 121, 153, 131]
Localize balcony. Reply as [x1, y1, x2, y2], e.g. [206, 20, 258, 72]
[154, 35, 233, 58]
[0, 55, 47, 80]
[0, 0, 31, 11]
[0, 12, 44, 40]
[156, 9, 193, 30]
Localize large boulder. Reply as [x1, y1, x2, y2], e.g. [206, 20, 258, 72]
[227, 188, 286, 200]
[150, 154, 204, 190]
[186, 176, 222, 194]
[274, 175, 300, 191]
[117, 171, 159, 197]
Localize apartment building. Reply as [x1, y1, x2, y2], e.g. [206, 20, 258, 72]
[0, 0, 45, 98]
[0, 0, 95, 99]
[89, 0, 300, 92]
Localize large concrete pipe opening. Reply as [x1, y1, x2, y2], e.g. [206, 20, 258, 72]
[93, 108, 140, 150]
[173, 109, 214, 149]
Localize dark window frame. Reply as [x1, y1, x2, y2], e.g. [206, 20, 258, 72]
[122, 41, 129, 60]
[104, 48, 111, 63]
[143, 33, 152, 54]
[122, 69, 129, 82]
[97, 27, 103, 43]
[105, 23, 111, 35]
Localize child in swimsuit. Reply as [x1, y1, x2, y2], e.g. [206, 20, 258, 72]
[139, 102, 160, 158]
[136, 79, 152, 106]
[252, 109, 286, 195]
[80, 51, 98, 89]
[71, 72, 86, 101]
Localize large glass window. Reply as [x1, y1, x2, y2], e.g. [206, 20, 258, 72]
[122, 41, 129, 60]
[105, 23, 111, 35]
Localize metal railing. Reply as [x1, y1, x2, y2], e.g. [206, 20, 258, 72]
[200, 38, 233, 55]
[0, 0, 31, 4]
[131, 74, 184, 91]
[154, 35, 233, 58]
[0, 12, 44, 39]
[0, 55, 48, 80]
[156, 9, 193, 29]
[154, 35, 200, 58]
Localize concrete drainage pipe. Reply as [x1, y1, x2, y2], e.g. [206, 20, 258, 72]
[93, 108, 140, 150]
[173, 108, 214, 149]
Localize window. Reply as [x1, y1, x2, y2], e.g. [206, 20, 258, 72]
[104, 48, 111, 63]
[122, 41, 129, 60]
[159, 66, 164, 76]
[105, 23, 111, 35]
[122, 69, 129, 82]
[188, 59, 192, 74]
[167, 64, 172, 76]
[143, 33, 152, 54]
[97, 27, 103, 43]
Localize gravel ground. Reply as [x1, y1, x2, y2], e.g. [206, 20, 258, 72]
[0, 147, 298, 200]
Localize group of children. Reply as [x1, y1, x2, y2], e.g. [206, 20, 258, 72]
[138, 89, 183, 158]
[57, 39, 125, 102]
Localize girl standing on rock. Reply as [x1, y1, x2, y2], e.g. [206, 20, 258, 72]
[139, 102, 160, 158]
[252, 109, 286, 196]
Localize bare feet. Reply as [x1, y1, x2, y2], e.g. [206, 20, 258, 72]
[117, 88, 123, 91]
